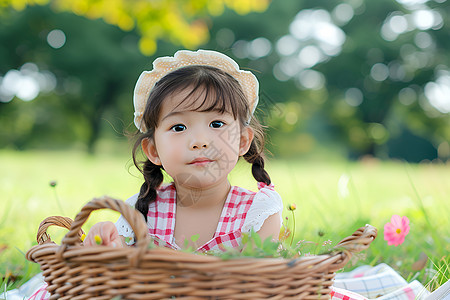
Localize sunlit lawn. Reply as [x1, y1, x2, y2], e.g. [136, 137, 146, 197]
[0, 149, 449, 292]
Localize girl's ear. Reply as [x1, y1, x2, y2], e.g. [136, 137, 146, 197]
[141, 138, 162, 165]
[239, 127, 254, 156]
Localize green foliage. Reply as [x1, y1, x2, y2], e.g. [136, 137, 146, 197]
[221, 230, 338, 260]
[178, 233, 201, 253]
[428, 256, 449, 290]
[218, 230, 280, 259]
[160, 229, 334, 261]
[190, 234, 200, 243]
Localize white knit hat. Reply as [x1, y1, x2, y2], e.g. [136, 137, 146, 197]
[133, 49, 259, 133]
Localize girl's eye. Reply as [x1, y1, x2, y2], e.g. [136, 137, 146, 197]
[210, 121, 225, 129]
[170, 124, 186, 132]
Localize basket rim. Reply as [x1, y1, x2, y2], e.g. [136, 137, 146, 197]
[26, 196, 377, 273]
[27, 224, 377, 276]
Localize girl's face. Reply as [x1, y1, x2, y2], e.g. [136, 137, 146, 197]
[142, 87, 253, 189]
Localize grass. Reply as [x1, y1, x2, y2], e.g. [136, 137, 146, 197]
[0, 149, 449, 293]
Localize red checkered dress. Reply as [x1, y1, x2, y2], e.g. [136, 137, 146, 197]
[118, 181, 283, 252]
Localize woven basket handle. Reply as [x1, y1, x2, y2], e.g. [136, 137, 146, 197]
[36, 216, 85, 245]
[59, 196, 150, 251]
[334, 224, 377, 253]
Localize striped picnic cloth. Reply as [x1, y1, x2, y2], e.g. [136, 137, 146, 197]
[332, 263, 431, 300]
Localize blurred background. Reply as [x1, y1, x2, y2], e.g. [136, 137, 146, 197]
[1, 1, 450, 291]
[1, 0, 449, 162]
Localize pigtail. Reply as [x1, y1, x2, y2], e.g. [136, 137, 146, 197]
[135, 160, 164, 222]
[243, 141, 271, 186]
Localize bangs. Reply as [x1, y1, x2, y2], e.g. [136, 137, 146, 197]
[144, 65, 250, 131]
[176, 82, 240, 119]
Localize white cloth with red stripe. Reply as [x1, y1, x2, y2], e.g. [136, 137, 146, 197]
[331, 263, 431, 300]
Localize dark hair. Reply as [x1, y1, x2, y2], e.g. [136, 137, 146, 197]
[132, 65, 271, 221]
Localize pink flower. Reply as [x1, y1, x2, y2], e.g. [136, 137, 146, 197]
[384, 215, 410, 246]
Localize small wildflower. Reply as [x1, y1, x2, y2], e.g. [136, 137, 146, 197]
[49, 180, 64, 214]
[80, 234, 86, 242]
[322, 239, 332, 246]
[279, 228, 291, 241]
[286, 204, 297, 246]
[296, 239, 306, 246]
[94, 235, 103, 245]
[287, 203, 297, 211]
[384, 215, 410, 246]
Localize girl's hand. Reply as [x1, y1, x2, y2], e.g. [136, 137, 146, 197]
[83, 221, 125, 247]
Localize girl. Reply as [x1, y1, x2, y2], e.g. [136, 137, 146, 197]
[83, 49, 284, 251]
[27, 50, 426, 300]
[28, 49, 283, 300]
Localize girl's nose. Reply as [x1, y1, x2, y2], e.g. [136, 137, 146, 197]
[189, 126, 210, 150]
[190, 140, 208, 150]
[190, 133, 209, 150]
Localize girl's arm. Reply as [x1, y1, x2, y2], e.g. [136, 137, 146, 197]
[83, 221, 127, 247]
[256, 212, 282, 241]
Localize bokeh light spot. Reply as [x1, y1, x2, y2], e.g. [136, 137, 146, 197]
[412, 10, 434, 30]
[231, 40, 249, 59]
[345, 88, 363, 106]
[297, 69, 325, 90]
[47, 29, 66, 49]
[216, 28, 234, 49]
[414, 32, 433, 49]
[390, 15, 408, 34]
[298, 45, 323, 68]
[369, 123, 388, 143]
[16, 76, 40, 101]
[0, 63, 57, 102]
[398, 87, 417, 105]
[249, 37, 272, 59]
[276, 35, 299, 56]
[285, 111, 298, 125]
[275, 8, 345, 87]
[424, 70, 450, 113]
[370, 63, 389, 82]
[332, 3, 354, 25]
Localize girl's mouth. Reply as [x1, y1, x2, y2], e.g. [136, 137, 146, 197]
[188, 158, 214, 166]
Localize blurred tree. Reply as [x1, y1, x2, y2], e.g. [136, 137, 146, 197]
[1, 0, 270, 56]
[0, 0, 270, 152]
[205, 0, 449, 161]
[1, 0, 448, 162]
[310, 0, 450, 160]
[0, 6, 148, 152]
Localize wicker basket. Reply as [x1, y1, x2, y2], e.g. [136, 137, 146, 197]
[27, 196, 377, 300]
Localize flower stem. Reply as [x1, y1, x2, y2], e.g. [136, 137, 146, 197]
[290, 210, 296, 246]
[53, 188, 65, 215]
